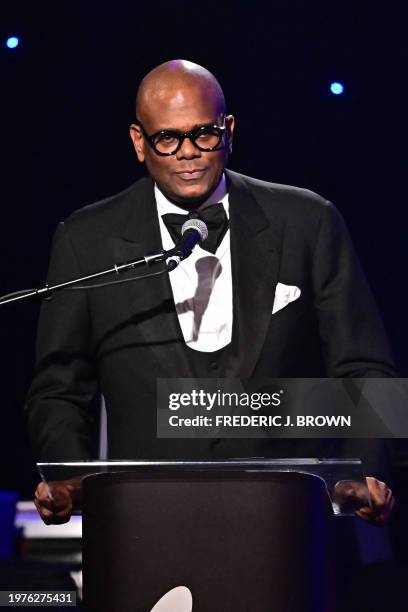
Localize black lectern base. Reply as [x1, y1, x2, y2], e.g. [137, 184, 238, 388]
[82, 470, 335, 612]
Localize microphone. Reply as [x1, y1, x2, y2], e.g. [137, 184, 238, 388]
[166, 218, 209, 270]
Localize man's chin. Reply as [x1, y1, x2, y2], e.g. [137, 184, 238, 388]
[166, 187, 212, 209]
[157, 172, 222, 209]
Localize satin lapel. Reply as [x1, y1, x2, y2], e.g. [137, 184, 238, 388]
[225, 171, 283, 378]
[113, 177, 194, 377]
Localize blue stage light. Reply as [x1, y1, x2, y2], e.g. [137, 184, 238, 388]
[330, 82, 344, 95]
[6, 36, 19, 49]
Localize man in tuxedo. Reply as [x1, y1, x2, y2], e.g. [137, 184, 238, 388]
[27, 59, 395, 525]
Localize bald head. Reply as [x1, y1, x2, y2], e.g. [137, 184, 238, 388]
[135, 59, 226, 121]
[130, 59, 234, 207]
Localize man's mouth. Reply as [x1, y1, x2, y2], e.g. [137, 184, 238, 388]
[175, 169, 206, 180]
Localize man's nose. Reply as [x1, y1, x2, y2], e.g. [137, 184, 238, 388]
[176, 136, 201, 160]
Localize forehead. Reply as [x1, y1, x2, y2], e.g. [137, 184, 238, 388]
[140, 84, 222, 132]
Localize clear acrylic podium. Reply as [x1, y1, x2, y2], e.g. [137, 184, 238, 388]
[37, 459, 371, 612]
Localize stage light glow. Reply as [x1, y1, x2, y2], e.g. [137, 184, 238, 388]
[6, 36, 19, 49]
[330, 82, 344, 95]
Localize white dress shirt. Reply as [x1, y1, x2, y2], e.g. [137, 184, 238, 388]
[155, 175, 233, 352]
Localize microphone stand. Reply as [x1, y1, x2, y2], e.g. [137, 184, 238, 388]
[0, 249, 173, 306]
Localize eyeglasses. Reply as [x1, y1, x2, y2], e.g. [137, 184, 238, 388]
[134, 119, 226, 156]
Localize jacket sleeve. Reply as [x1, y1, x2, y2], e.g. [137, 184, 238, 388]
[25, 221, 100, 461]
[311, 201, 397, 378]
[310, 202, 397, 479]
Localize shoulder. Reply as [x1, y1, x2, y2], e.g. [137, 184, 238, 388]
[226, 169, 334, 218]
[61, 176, 152, 237]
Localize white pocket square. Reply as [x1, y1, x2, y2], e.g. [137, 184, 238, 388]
[272, 282, 301, 314]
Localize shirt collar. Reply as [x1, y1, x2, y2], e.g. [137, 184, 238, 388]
[155, 173, 229, 218]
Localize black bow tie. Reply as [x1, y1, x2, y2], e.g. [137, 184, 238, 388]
[161, 202, 229, 254]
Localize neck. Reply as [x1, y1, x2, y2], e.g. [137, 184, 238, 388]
[156, 174, 227, 211]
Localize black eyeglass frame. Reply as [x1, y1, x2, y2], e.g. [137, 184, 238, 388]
[134, 119, 227, 156]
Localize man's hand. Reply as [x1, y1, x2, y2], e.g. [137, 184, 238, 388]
[354, 476, 396, 526]
[34, 479, 82, 524]
[334, 476, 395, 526]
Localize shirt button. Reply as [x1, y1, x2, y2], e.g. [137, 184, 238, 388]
[210, 361, 219, 370]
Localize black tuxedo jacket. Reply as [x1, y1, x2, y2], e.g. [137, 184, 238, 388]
[26, 170, 396, 463]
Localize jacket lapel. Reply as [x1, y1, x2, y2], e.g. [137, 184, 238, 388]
[225, 170, 283, 377]
[114, 177, 194, 376]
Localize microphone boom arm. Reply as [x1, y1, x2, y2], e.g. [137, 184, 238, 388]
[0, 218, 209, 306]
[0, 249, 169, 306]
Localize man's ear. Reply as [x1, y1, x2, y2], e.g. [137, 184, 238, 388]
[129, 124, 145, 162]
[225, 114, 235, 153]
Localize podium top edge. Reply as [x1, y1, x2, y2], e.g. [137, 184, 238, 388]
[37, 458, 362, 467]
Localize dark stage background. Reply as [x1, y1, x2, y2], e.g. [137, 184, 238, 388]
[1, 0, 407, 555]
